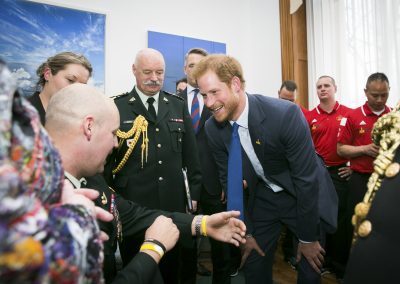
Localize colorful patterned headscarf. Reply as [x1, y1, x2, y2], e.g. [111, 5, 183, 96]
[0, 61, 104, 283]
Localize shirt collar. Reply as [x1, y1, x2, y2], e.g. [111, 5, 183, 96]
[187, 84, 197, 95]
[316, 101, 340, 114]
[64, 171, 82, 189]
[230, 94, 249, 129]
[362, 101, 390, 117]
[135, 85, 159, 106]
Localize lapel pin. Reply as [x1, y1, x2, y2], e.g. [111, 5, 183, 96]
[163, 97, 168, 102]
[256, 139, 261, 145]
[129, 97, 135, 103]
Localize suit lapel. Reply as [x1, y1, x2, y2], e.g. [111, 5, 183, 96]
[198, 107, 211, 131]
[247, 94, 266, 165]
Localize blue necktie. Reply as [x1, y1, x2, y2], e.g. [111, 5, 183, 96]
[227, 122, 243, 220]
[191, 89, 200, 133]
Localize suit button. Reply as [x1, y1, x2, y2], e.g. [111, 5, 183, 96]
[158, 160, 162, 164]
[178, 127, 181, 131]
[157, 144, 161, 148]
[159, 177, 163, 181]
[155, 128, 160, 132]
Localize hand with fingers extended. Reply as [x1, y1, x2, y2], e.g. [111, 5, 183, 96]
[296, 241, 325, 274]
[203, 211, 247, 247]
[239, 235, 265, 269]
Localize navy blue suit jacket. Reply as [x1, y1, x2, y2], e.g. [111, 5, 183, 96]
[205, 94, 337, 241]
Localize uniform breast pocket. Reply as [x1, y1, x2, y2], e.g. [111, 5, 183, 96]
[167, 121, 185, 152]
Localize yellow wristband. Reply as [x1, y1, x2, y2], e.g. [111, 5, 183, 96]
[201, 215, 207, 237]
[140, 243, 164, 258]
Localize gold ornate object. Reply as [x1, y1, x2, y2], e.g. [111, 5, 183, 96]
[351, 102, 400, 243]
[385, 162, 400, 178]
[101, 192, 108, 205]
[354, 202, 370, 218]
[112, 115, 149, 174]
[357, 220, 372, 237]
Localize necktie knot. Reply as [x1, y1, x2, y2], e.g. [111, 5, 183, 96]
[147, 97, 155, 105]
[146, 97, 156, 120]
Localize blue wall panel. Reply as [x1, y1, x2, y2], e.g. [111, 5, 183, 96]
[148, 31, 226, 93]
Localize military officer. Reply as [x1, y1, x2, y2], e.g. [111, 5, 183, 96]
[344, 103, 400, 283]
[105, 48, 202, 283]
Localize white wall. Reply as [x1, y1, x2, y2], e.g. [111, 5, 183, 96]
[32, 0, 282, 97]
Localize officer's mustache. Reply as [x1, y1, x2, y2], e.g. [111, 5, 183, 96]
[143, 80, 162, 86]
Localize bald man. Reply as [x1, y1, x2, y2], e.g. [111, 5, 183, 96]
[46, 83, 178, 283]
[104, 48, 202, 283]
[46, 83, 246, 283]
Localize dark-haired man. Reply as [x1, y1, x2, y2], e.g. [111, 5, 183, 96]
[278, 80, 308, 115]
[337, 72, 391, 277]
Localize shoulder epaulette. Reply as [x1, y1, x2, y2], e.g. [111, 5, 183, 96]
[111, 92, 129, 100]
[162, 90, 174, 96]
[170, 93, 185, 101]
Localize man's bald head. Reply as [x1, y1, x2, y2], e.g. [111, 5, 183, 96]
[134, 48, 165, 67]
[46, 83, 117, 133]
[45, 83, 120, 178]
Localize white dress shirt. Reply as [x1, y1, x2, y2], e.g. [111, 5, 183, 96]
[230, 95, 283, 192]
[135, 86, 160, 114]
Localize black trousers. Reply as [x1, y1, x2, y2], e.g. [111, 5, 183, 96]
[200, 190, 232, 284]
[244, 183, 324, 284]
[179, 223, 197, 284]
[325, 165, 350, 278]
[344, 171, 371, 261]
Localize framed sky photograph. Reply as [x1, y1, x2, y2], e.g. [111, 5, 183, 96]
[0, 0, 105, 95]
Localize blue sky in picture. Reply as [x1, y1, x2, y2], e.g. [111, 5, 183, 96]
[0, 0, 105, 95]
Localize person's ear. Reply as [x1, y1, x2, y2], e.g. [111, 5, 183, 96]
[231, 76, 242, 93]
[83, 116, 94, 141]
[43, 67, 51, 82]
[132, 64, 137, 76]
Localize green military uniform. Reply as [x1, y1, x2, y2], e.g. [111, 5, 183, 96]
[344, 104, 400, 283]
[105, 87, 202, 283]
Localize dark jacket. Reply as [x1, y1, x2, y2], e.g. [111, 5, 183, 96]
[206, 94, 337, 241]
[105, 88, 202, 212]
